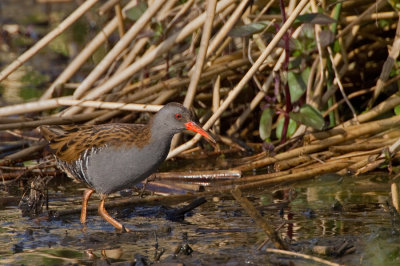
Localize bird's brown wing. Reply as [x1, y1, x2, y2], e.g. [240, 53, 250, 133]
[40, 124, 151, 162]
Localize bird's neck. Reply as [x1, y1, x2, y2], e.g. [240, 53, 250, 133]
[148, 115, 175, 147]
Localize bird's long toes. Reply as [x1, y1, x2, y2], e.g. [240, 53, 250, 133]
[120, 225, 131, 233]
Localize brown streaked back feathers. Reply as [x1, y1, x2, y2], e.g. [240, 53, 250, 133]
[40, 123, 151, 162]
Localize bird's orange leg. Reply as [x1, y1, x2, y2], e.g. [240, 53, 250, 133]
[98, 195, 130, 232]
[80, 188, 94, 224]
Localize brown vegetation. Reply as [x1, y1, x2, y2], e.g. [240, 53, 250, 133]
[0, 0, 400, 261]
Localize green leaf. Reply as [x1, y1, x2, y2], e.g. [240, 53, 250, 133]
[333, 39, 341, 53]
[228, 21, 271, 37]
[296, 13, 336, 25]
[125, 2, 147, 21]
[289, 104, 325, 130]
[276, 117, 297, 140]
[394, 105, 400, 115]
[20, 69, 49, 100]
[259, 108, 274, 141]
[23, 160, 38, 167]
[288, 67, 310, 103]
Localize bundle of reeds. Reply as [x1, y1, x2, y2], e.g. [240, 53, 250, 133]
[0, 0, 399, 189]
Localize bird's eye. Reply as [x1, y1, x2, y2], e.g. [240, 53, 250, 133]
[175, 113, 182, 119]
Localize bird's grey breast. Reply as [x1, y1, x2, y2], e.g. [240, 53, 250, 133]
[85, 138, 171, 194]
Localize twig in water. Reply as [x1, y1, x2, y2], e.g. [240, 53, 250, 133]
[231, 187, 288, 250]
[265, 248, 343, 266]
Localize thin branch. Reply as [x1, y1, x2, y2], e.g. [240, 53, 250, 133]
[265, 248, 343, 266]
[231, 188, 288, 250]
[327, 46, 358, 123]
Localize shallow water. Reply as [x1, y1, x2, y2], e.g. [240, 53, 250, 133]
[1, 169, 399, 265]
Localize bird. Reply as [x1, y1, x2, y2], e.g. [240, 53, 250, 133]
[40, 102, 215, 231]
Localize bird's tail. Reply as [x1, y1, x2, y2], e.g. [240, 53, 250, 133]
[39, 125, 67, 141]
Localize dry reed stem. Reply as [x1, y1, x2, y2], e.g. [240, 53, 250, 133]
[98, 0, 122, 15]
[355, 158, 387, 175]
[260, 11, 398, 23]
[342, 93, 400, 127]
[391, 182, 400, 214]
[336, 154, 380, 175]
[265, 248, 343, 266]
[61, 0, 236, 116]
[310, 0, 325, 105]
[327, 46, 358, 122]
[205, 0, 250, 58]
[4, 142, 47, 161]
[388, 138, 400, 155]
[330, 138, 397, 154]
[0, 110, 107, 130]
[165, 0, 195, 33]
[157, 0, 180, 21]
[41, 17, 119, 100]
[212, 155, 359, 188]
[228, 155, 360, 189]
[227, 23, 304, 136]
[115, 37, 149, 73]
[236, 115, 400, 171]
[343, 11, 398, 23]
[212, 75, 221, 134]
[0, 53, 248, 117]
[149, 170, 242, 181]
[168, 0, 310, 158]
[115, 3, 125, 37]
[214, 169, 293, 188]
[369, 15, 400, 107]
[82, 90, 176, 124]
[337, 0, 387, 38]
[235, 161, 353, 191]
[71, 0, 168, 100]
[322, 88, 373, 117]
[274, 151, 335, 171]
[0, 96, 72, 117]
[56, 99, 162, 112]
[208, 156, 357, 191]
[124, 53, 251, 101]
[226, 90, 266, 136]
[0, 0, 99, 82]
[0, 98, 164, 118]
[183, 0, 217, 108]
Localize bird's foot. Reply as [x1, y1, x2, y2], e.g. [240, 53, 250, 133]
[119, 225, 131, 233]
[80, 223, 88, 233]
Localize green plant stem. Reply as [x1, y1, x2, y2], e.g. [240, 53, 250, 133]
[326, 3, 342, 127]
[279, 0, 292, 143]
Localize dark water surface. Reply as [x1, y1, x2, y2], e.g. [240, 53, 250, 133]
[1, 171, 399, 265]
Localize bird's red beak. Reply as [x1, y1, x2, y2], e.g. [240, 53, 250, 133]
[185, 121, 216, 144]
